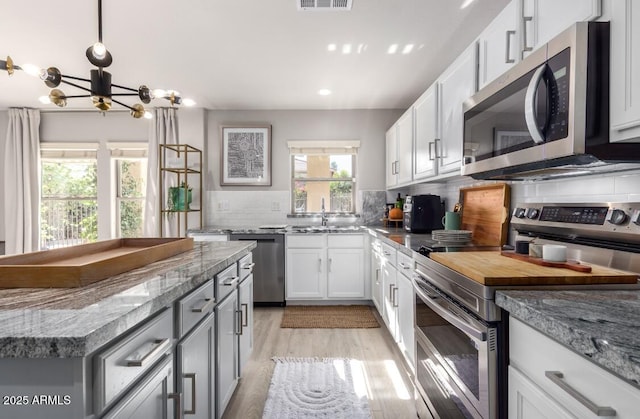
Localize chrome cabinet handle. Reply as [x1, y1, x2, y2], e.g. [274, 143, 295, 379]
[125, 338, 171, 367]
[391, 161, 396, 175]
[399, 262, 411, 270]
[522, 15, 533, 56]
[434, 138, 442, 159]
[428, 141, 435, 161]
[328, 258, 332, 272]
[375, 268, 380, 285]
[318, 258, 322, 272]
[242, 262, 255, 270]
[505, 30, 516, 63]
[241, 303, 248, 327]
[395, 160, 400, 174]
[392, 286, 399, 307]
[168, 392, 183, 419]
[191, 297, 215, 313]
[222, 276, 239, 287]
[236, 310, 243, 335]
[183, 373, 197, 415]
[545, 371, 616, 416]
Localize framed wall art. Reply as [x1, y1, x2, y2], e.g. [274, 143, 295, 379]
[220, 125, 272, 186]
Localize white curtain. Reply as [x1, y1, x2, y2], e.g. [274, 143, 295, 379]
[3, 108, 41, 255]
[144, 108, 179, 237]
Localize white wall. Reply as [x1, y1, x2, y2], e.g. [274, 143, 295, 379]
[204, 109, 402, 227]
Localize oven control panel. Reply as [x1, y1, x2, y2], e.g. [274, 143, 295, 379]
[511, 202, 640, 240]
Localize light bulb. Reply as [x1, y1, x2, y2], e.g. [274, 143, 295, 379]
[182, 98, 196, 107]
[38, 95, 51, 104]
[143, 111, 153, 119]
[21, 63, 42, 77]
[92, 42, 107, 59]
[152, 89, 167, 98]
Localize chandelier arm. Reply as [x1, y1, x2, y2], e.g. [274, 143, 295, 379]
[61, 74, 92, 83]
[60, 79, 92, 93]
[110, 83, 138, 93]
[111, 98, 136, 111]
[110, 93, 139, 97]
[63, 95, 92, 99]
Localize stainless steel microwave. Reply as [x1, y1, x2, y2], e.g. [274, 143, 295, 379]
[462, 22, 640, 181]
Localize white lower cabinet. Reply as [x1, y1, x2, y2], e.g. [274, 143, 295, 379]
[176, 313, 215, 419]
[216, 290, 238, 419]
[395, 255, 415, 370]
[509, 317, 640, 419]
[381, 257, 398, 337]
[370, 240, 383, 312]
[286, 233, 366, 301]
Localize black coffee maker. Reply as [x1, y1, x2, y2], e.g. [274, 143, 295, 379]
[403, 195, 444, 233]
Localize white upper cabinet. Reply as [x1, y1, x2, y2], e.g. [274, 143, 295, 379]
[478, 1, 518, 89]
[437, 43, 477, 174]
[396, 108, 414, 185]
[519, 0, 602, 59]
[385, 126, 398, 189]
[610, 0, 640, 142]
[413, 83, 438, 180]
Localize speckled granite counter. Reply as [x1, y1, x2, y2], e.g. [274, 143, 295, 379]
[0, 241, 255, 359]
[496, 290, 640, 387]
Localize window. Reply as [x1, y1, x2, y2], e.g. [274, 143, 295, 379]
[40, 157, 98, 249]
[40, 142, 147, 249]
[289, 141, 359, 214]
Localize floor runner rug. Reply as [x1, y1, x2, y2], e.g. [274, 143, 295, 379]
[262, 357, 372, 419]
[280, 305, 380, 328]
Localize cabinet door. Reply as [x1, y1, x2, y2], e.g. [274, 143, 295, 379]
[216, 292, 238, 419]
[238, 274, 254, 376]
[610, 0, 640, 142]
[438, 44, 476, 174]
[478, 1, 518, 89]
[385, 126, 398, 188]
[102, 355, 175, 419]
[413, 83, 438, 180]
[520, 0, 602, 59]
[396, 108, 413, 185]
[371, 250, 383, 313]
[327, 248, 365, 298]
[286, 248, 325, 299]
[396, 273, 415, 370]
[177, 313, 215, 419]
[509, 366, 575, 419]
[382, 263, 398, 340]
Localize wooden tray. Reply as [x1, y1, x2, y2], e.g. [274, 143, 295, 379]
[430, 251, 638, 286]
[459, 183, 510, 246]
[0, 238, 194, 288]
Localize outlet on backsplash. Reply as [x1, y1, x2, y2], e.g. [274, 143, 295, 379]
[271, 201, 280, 211]
[217, 200, 230, 211]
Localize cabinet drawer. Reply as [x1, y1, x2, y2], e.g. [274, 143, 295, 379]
[287, 234, 326, 248]
[176, 279, 214, 338]
[216, 263, 239, 302]
[396, 251, 413, 276]
[510, 317, 640, 418]
[238, 252, 254, 280]
[327, 233, 364, 248]
[94, 307, 173, 413]
[381, 242, 397, 266]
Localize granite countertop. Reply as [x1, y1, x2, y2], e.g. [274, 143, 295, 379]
[0, 241, 256, 359]
[496, 290, 640, 388]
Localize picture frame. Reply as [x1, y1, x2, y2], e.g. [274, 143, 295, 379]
[220, 125, 272, 186]
[493, 130, 533, 155]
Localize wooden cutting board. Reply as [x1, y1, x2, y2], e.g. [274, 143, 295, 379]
[459, 183, 510, 246]
[430, 251, 638, 286]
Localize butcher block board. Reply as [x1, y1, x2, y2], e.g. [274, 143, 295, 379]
[459, 183, 510, 246]
[430, 251, 638, 286]
[0, 238, 194, 288]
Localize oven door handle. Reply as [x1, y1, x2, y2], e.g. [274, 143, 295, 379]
[413, 276, 487, 342]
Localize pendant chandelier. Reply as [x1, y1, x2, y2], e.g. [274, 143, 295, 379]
[0, 0, 193, 119]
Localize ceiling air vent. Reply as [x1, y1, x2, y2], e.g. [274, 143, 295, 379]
[297, 0, 353, 11]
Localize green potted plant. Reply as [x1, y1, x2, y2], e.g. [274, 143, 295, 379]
[168, 181, 192, 211]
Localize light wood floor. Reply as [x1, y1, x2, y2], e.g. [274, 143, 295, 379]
[222, 307, 419, 419]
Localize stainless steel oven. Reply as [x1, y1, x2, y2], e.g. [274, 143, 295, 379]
[413, 266, 500, 419]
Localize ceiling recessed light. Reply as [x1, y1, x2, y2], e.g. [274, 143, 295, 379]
[318, 89, 332, 96]
[327, 43, 337, 52]
[387, 44, 398, 54]
[342, 44, 352, 54]
[402, 44, 414, 54]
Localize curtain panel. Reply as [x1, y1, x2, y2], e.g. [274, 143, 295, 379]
[4, 108, 41, 255]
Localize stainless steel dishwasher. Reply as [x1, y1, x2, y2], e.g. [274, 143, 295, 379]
[229, 233, 285, 306]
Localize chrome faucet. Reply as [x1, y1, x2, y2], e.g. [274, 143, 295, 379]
[321, 197, 328, 226]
